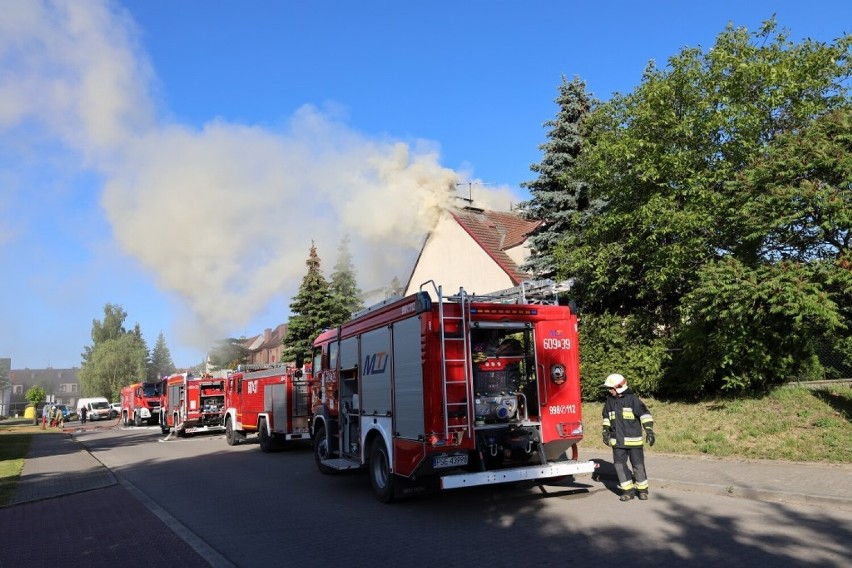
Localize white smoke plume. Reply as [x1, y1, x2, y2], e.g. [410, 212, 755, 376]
[101, 111, 459, 338]
[2, 0, 485, 350]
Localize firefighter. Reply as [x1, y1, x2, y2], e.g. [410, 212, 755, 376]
[602, 373, 655, 501]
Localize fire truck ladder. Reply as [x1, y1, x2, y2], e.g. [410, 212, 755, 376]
[422, 281, 474, 443]
[472, 278, 572, 305]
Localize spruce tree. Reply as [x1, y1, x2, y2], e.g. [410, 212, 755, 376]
[520, 75, 598, 278]
[149, 332, 176, 381]
[329, 234, 364, 321]
[283, 243, 339, 365]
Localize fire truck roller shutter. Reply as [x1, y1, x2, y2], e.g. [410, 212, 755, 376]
[340, 338, 358, 374]
[360, 327, 392, 417]
[392, 316, 425, 440]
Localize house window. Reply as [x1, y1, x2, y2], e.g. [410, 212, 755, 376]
[13, 385, 23, 394]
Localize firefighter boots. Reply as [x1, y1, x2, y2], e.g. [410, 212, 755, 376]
[638, 491, 649, 500]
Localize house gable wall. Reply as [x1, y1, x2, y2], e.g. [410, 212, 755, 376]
[405, 213, 516, 297]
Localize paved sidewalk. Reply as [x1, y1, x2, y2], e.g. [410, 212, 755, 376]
[5, 430, 116, 505]
[0, 433, 219, 567]
[580, 448, 852, 510]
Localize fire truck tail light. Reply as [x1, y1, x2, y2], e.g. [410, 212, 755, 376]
[426, 434, 452, 447]
[556, 422, 584, 437]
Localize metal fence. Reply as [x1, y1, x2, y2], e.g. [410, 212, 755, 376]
[815, 343, 852, 380]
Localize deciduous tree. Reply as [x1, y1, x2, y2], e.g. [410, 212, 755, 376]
[78, 333, 148, 402]
[25, 386, 46, 424]
[79, 304, 149, 401]
[559, 18, 851, 394]
[207, 338, 250, 371]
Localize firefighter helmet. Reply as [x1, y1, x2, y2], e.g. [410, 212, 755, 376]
[604, 373, 628, 394]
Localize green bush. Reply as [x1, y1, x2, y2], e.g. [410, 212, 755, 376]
[578, 312, 669, 400]
[665, 258, 844, 397]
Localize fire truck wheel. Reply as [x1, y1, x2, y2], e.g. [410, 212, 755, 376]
[259, 418, 273, 453]
[123, 412, 129, 427]
[369, 439, 395, 503]
[225, 418, 240, 446]
[134, 413, 142, 428]
[313, 425, 335, 475]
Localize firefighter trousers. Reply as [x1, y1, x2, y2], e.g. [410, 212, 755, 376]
[612, 446, 648, 494]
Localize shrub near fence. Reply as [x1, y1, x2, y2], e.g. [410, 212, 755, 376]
[815, 342, 852, 380]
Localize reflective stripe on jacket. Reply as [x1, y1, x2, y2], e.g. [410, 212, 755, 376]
[602, 387, 653, 448]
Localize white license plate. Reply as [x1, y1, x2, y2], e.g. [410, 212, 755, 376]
[433, 454, 468, 468]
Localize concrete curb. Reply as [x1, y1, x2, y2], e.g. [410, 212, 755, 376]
[653, 478, 852, 510]
[588, 464, 852, 511]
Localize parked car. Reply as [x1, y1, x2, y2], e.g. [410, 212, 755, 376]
[77, 397, 112, 421]
[54, 404, 71, 419]
[110, 403, 121, 418]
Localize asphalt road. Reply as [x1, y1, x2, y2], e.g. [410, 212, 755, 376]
[76, 426, 851, 568]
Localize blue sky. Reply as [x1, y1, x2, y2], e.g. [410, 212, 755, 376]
[1, 0, 849, 370]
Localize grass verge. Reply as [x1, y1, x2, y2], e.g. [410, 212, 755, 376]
[0, 432, 31, 506]
[582, 387, 852, 463]
[0, 419, 65, 506]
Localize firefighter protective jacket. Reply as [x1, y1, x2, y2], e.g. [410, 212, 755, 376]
[602, 387, 654, 448]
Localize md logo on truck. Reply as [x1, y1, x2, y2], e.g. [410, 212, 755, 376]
[363, 352, 389, 376]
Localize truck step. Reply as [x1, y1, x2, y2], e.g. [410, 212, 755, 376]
[321, 457, 361, 471]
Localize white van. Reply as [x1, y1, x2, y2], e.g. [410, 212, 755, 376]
[76, 397, 112, 421]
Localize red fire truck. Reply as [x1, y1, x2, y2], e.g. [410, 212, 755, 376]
[158, 372, 226, 437]
[222, 363, 312, 452]
[310, 279, 596, 502]
[120, 381, 161, 426]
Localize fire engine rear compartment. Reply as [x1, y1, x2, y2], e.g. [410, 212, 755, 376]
[313, 284, 595, 500]
[265, 380, 311, 440]
[162, 374, 226, 436]
[416, 319, 591, 489]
